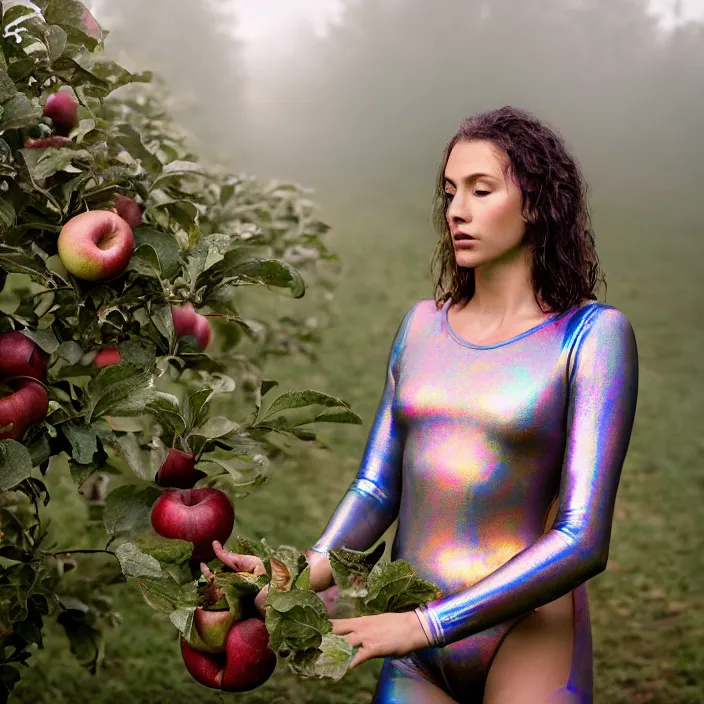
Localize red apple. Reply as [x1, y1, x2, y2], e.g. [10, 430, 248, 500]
[57, 210, 135, 281]
[150, 488, 234, 561]
[156, 448, 207, 489]
[172, 303, 212, 351]
[25, 136, 72, 149]
[94, 346, 121, 368]
[180, 618, 276, 692]
[191, 313, 213, 351]
[43, 92, 78, 136]
[0, 380, 49, 441]
[0, 331, 48, 380]
[180, 638, 225, 688]
[222, 618, 276, 692]
[188, 605, 241, 654]
[112, 195, 143, 228]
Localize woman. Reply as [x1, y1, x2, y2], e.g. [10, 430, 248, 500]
[207, 106, 639, 703]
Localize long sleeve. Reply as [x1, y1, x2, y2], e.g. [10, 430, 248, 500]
[416, 306, 639, 647]
[311, 304, 418, 554]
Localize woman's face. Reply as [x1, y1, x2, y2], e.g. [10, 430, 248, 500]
[444, 140, 529, 272]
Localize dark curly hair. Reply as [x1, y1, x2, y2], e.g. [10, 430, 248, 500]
[430, 106, 606, 313]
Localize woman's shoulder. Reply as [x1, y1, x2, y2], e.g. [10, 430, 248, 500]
[568, 299, 637, 351]
[401, 298, 442, 328]
[391, 299, 441, 346]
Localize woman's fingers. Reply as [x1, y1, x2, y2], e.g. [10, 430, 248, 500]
[254, 584, 269, 616]
[349, 646, 372, 670]
[211, 540, 266, 575]
[330, 618, 358, 635]
[199, 562, 214, 580]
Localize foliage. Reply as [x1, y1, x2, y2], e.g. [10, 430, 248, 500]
[0, 1, 356, 699]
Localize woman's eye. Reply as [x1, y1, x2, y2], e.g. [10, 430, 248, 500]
[474, 190, 490, 197]
[444, 191, 454, 200]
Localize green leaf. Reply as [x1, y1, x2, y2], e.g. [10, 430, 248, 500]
[103, 485, 161, 537]
[56, 609, 104, 675]
[26, 432, 50, 468]
[116, 339, 156, 368]
[150, 306, 174, 345]
[44, 24, 68, 63]
[213, 571, 262, 602]
[0, 92, 42, 130]
[20, 327, 59, 354]
[73, 117, 95, 143]
[60, 423, 98, 465]
[261, 379, 279, 397]
[85, 365, 155, 422]
[150, 160, 203, 190]
[134, 533, 193, 566]
[191, 416, 238, 440]
[0, 665, 21, 693]
[0, 245, 50, 284]
[308, 633, 354, 680]
[133, 227, 181, 279]
[184, 388, 211, 432]
[32, 147, 91, 183]
[128, 243, 160, 277]
[146, 391, 186, 436]
[113, 124, 162, 175]
[169, 606, 195, 640]
[0, 69, 15, 103]
[113, 432, 153, 481]
[229, 257, 305, 298]
[256, 390, 362, 429]
[0, 196, 16, 231]
[360, 560, 440, 615]
[56, 341, 84, 365]
[114, 542, 163, 578]
[0, 439, 33, 490]
[44, 0, 101, 49]
[135, 575, 199, 614]
[328, 543, 386, 599]
[265, 588, 331, 653]
[184, 233, 232, 286]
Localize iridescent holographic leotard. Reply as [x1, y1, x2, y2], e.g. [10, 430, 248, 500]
[313, 298, 639, 703]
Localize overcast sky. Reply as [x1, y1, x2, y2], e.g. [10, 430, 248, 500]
[227, 0, 704, 41]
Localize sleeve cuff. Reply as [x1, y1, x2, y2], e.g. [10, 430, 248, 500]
[414, 604, 445, 647]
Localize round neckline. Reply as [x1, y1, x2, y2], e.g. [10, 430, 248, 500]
[442, 299, 574, 350]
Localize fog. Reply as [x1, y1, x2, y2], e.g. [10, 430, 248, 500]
[94, 0, 704, 257]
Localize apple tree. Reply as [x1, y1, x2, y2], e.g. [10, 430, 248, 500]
[0, 0, 360, 698]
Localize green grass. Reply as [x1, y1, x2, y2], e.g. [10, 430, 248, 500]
[11, 204, 704, 703]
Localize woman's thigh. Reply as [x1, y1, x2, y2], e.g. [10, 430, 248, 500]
[483, 589, 592, 704]
[372, 656, 460, 704]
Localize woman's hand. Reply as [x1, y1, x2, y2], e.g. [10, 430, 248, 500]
[200, 540, 269, 616]
[200, 542, 340, 618]
[331, 611, 432, 669]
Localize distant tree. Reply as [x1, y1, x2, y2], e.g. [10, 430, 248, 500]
[95, 0, 247, 167]
[241, 0, 704, 230]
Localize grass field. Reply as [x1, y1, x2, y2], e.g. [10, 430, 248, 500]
[11, 202, 704, 703]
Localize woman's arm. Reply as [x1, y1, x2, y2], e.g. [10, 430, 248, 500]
[309, 304, 418, 565]
[415, 305, 639, 647]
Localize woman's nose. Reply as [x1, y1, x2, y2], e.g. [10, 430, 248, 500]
[447, 195, 470, 222]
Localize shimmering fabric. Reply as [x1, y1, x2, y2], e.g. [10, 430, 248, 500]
[313, 298, 638, 701]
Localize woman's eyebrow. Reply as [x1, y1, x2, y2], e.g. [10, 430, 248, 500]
[444, 173, 495, 186]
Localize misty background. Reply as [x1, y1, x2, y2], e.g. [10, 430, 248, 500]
[90, 0, 704, 236]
